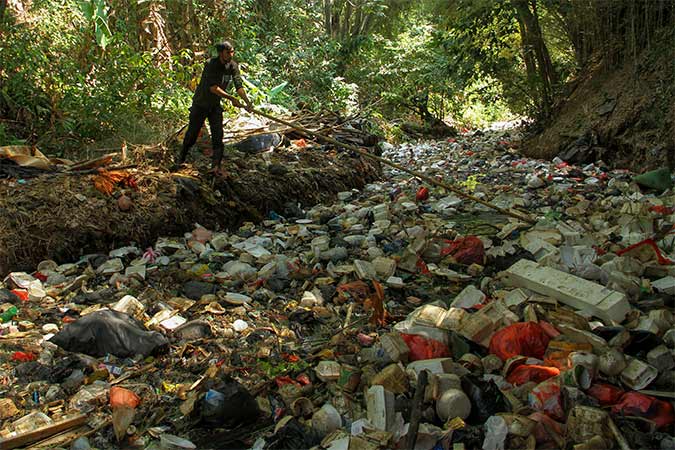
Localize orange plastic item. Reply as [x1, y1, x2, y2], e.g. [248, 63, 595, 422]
[612, 392, 675, 429]
[543, 340, 593, 369]
[489, 322, 551, 362]
[109, 386, 140, 409]
[401, 333, 451, 361]
[506, 364, 560, 386]
[10, 290, 29, 302]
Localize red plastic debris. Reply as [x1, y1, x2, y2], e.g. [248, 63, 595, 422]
[295, 374, 311, 386]
[489, 322, 551, 361]
[649, 205, 675, 215]
[506, 364, 560, 386]
[10, 290, 29, 302]
[416, 187, 430, 202]
[587, 383, 625, 406]
[529, 378, 563, 420]
[11, 352, 36, 362]
[616, 238, 673, 265]
[400, 334, 450, 361]
[33, 272, 48, 282]
[415, 258, 431, 276]
[440, 236, 485, 265]
[281, 353, 300, 363]
[612, 392, 675, 429]
[275, 376, 300, 388]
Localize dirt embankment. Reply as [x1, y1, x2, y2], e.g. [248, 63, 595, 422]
[523, 29, 675, 171]
[0, 146, 381, 274]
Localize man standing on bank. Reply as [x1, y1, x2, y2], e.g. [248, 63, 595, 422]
[178, 41, 252, 175]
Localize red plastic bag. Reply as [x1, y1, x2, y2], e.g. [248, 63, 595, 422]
[401, 333, 451, 361]
[529, 378, 564, 420]
[612, 392, 675, 429]
[416, 187, 430, 202]
[489, 322, 551, 362]
[587, 383, 624, 406]
[506, 364, 560, 386]
[440, 236, 485, 265]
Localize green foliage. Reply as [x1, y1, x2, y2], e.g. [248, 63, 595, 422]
[0, 124, 26, 146]
[0, 0, 191, 153]
[5, 0, 644, 152]
[258, 359, 309, 378]
[77, 0, 113, 49]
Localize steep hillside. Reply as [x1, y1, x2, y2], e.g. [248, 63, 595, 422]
[523, 29, 674, 171]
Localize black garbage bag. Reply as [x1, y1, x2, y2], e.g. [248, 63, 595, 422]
[50, 309, 169, 358]
[624, 330, 664, 358]
[182, 280, 217, 300]
[234, 133, 282, 154]
[265, 418, 321, 450]
[450, 425, 485, 450]
[461, 374, 510, 424]
[593, 326, 663, 358]
[200, 376, 260, 428]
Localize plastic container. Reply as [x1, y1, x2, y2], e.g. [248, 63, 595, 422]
[436, 388, 471, 421]
[0, 306, 19, 323]
[12, 411, 53, 434]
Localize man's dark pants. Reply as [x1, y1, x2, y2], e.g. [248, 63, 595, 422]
[179, 104, 224, 167]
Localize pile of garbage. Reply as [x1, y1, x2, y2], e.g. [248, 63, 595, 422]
[0, 112, 382, 274]
[0, 129, 673, 449]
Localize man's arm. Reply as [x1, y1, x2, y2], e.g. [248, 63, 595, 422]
[209, 85, 240, 105]
[236, 87, 252, 109]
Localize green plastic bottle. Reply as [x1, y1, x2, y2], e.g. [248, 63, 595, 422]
[0, 306, 18, 323]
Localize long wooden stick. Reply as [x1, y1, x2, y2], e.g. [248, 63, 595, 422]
[0, 414, 87, 450]
[404, 369, 429, 449]
[247, 107, 536, 224]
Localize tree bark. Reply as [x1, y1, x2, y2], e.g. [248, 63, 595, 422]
[512, 0, 557, 118]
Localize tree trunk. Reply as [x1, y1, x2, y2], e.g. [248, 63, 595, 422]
[512, 0, 557, 118]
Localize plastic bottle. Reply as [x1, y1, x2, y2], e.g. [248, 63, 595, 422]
[0, 306, 18, 323]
